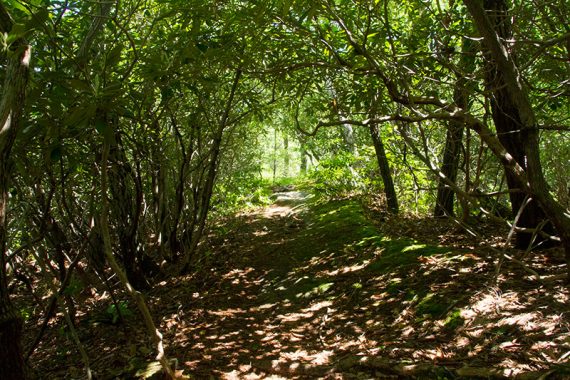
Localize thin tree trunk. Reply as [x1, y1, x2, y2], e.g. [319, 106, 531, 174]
[434, 35, 475, 218]
[300, 144, 308, 174]
[341, 122, 357, 155]
[283, 134, 289, 177]
[0, 4, 31, 378]
[272, 128, 277, 183]
[169, 118, 196, 257]
[108, 129, 146, 289]
[475, 0, 554, 248]
[100, 142, 174, 379]
[465, 0, 570, 278]
[333, 102, 357, 155]
[368, 91, 398, 213]
[434, 84, 466, 217]
[179, 69, 242, 272]
[369, 124, 399, 214]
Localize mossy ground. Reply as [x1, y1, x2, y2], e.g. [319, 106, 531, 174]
[28, 192, 570, 379]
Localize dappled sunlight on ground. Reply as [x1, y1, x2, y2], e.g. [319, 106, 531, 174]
[150, 197, 568, 378]
[25, 193, 570, 379]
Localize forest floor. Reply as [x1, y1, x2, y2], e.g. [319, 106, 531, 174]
[26, 189, 570, 379]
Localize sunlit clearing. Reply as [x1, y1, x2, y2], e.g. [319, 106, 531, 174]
[277, 311, 313, 323]
[325, 261, 369, 276]
[305, 300, 333, 312]
[402, 244, 427, 252]
[208, 308, 246, 317]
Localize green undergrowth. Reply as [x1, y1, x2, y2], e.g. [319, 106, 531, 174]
[298, 196, 451, 271]
[212, 176, 309, 216]
[279, 196, 463, 322]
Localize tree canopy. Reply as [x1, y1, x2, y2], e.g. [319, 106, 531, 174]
[0, 0, 568, 378]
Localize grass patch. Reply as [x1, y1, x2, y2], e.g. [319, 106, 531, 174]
[444, 309, 465, 329]
[308, 200, 379, 239]
[276, 276, 335, 299]
[298, 197, 453, 275]
[366, 240, 450, 274]
[290, 199, 378, 261]
[416, 293, 449, 318]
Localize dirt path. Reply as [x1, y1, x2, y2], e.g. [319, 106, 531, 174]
[170, 191, 345, 379]
[155, 194, 569, 379]
[31, 192, 570, 379]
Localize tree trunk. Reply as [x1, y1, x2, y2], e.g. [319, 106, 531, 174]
[341, 122, 357, 156]
[179, 69, 242, 272]
[107, 128, 147, 289]
[300, 144, 308, 174]
[434, 33, 476, 218]
[168, 119, 196, 257]
[434, 83, 466, 217]
[333, 101, 357, 156]
[465, 0, 570, 278]
[369, 124, 399, 214]
[99, 142, 175, 379]
[434, 126, 463, 217]
[0, 4, 31, 378]
[150, 121, 170, 260]
[272, 128, 277, 183]
[283, 134, 289, 177]
[478, 0, 554, 248]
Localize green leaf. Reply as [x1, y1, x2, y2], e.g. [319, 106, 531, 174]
[95, 119, 106, 134]
[27, 8, 51, 32]
[50, 145, 62, 162]
[102, 82, 123, 99]
[135, 361, 162, 379]
[95, 119, 115, 144]
[67, 79, 91, 93]
[106, 45, 123, 66]
[5, 0, 31, 15]
[64, 106, 92, 127]
[281, 0, 293, 17]
[8, 23, 29, 43]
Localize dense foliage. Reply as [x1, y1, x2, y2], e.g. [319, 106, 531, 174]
[0, 0, 568, 378]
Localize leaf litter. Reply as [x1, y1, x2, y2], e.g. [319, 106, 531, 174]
[22, 192, 570, 379]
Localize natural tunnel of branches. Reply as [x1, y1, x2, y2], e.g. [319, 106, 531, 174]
[0, 1, 568, 379]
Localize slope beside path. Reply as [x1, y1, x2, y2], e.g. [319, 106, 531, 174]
[150, 192, 568, 379]
[33, 190, 569, 379]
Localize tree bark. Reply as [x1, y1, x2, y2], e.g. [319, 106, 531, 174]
[434, 88, 465, 217]
[0, 4, 31, 379]
[369, 124, 399, 214]
[168, 117, 196, 257]
[300, 144, 308, 174]
[107, 129, 146, 289]
[99, 142, 175, 379]
[179, 69, 242, 272]
[465, 0, 570, 277]
[475, 0, 554, 248]
[283, 134, 290, 177]
[434, 36, 474, 217]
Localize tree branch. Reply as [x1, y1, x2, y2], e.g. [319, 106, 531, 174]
[297, 111, 461, 136]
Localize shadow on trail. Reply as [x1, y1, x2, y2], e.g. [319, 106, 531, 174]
[152, 195, 569, 379]
[24, 188, 569, 379]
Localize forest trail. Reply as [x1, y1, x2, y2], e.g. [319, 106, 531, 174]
[32, 190, 569, 379]
[151, 191, 568, 379]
